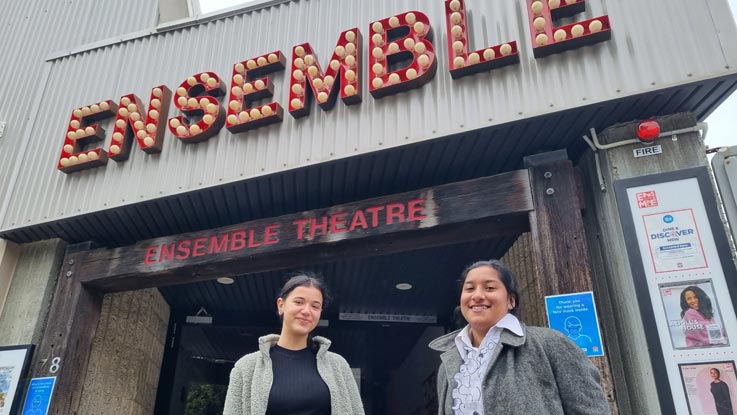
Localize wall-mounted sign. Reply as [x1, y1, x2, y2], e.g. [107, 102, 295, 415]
[20, 377, 55, 415]
[545, 291, 604, 357]
[56, 0, 610, 174]
[0, 345, 34, 415]
[615, 167, 737, 414]
[633, 145, 663, 158]
[339, 313, 437, 324]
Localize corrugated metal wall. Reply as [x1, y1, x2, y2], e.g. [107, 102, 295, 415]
[0, 0, 159, 228]
[1, 0, 736, 232]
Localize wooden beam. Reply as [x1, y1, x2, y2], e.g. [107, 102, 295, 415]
[30, 249, 103, 415]
[526, 154, 618, 412]
[78, 170, 533, 292]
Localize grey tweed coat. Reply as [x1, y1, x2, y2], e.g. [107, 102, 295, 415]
[429, 324, 610, 415]
[222, 334, 364, 415]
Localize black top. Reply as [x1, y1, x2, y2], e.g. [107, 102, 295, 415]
[266, 345, 331, 415]
[711, 380, 733, 415]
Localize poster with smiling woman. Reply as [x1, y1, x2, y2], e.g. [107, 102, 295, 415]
[659, 279, 729, 350]
[679, 361, 737, 415]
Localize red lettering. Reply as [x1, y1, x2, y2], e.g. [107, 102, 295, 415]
[368, 11, 437, 99]
[108, 87, 172, 160]
[209, 234, 229, 254]
[226, 51, 285, 134]
[293, 218, 309, 239]
[349, 210, 369, 231]
[160, 242, 175, 262]
[408, 198, 427, 221]
[192, 237, 207, 257]
[57, 100, 116, 173]
[230, 230, 246, 250]
[386, 203, 405, 225]
[364, 206, 384, 227]
[144, 245, 158, 265]
[525, 0, 611, 58]
[248, 229, 263, 248]
[175, 240, 191, 259]
[168, 72, 226, 143]
[444, 0, 518, 79]
[310, 216, 329, 238]
[264, 224, 280, 245]
[287, 28, 362, 118]
[330, 212, 348, 233]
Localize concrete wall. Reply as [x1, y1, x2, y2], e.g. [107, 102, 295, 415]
[79, 289, 170, 415]
[578, 113, 706, 415]
[158, 0, 190, 23]
[0, 240, 20, 319]
[0, 239, 65, 346]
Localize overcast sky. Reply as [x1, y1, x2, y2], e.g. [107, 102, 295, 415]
[199, 0, 736, 150]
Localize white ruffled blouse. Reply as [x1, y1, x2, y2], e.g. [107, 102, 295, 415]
[451, 313, 524, 415]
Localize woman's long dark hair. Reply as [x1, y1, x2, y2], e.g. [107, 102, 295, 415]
[679, 285, 714, 319]
[278, 271, 331, 352]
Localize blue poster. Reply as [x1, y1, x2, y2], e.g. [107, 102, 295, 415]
[545, 291, 604, 357]
[20, 377, 55, 415]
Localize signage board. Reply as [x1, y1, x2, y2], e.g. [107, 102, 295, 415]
[0, 345, 34, 415]
[339, 313, 437, 324]
[633, 145, 663, 158]
[20, 377, 55, 415]
[615, 167, 737, 414]
[545, 291, 604, 357]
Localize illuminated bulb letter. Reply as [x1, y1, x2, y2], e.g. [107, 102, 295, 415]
[525, 0, 611, 58]
[288, 28, 362, 119]
[108, 86, 172, 161]
[169, 72, 226, 143]
[57, 100, 117, 173]
[444, 0, 519, 79]
[226, 51, 285, 134]
[368, 11, 437, 99]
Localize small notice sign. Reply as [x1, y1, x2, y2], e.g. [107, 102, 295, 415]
[545, 292, 604, 357]
[633, 145, 663, 158]
[20, 377, 55, 415]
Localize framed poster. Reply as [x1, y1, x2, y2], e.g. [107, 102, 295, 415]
[0, 344, 34, 415]
[678, 361, 737, 415]
[659, 280, 729, 350]
[615, 167, 737, 414]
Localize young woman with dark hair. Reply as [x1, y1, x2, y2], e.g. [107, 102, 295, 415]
[680, 285, 727, 347]
[429, 259, 609, 415]
[223, 272, 364, 415]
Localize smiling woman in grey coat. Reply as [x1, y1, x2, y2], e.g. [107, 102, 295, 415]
[429, 260, 610, 415]
[223, 273, 364, 415]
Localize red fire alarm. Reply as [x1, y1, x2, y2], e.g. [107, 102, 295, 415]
[637, 119, 661, 143]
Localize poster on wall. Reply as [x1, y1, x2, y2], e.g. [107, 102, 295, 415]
[615, 167, 737, 414]
[659, 280, 729, 350]
[545, 291, 604, 357]
[0, 345, 34, 415]
[678, 361, 737, 415]
[20, 377, 55, 415]
[642, 209, 707, 273]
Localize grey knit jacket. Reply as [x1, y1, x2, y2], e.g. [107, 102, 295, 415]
[222, 334, 364, 415]
[429, 324, 610, 415]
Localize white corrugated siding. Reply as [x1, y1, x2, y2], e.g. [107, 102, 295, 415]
[1, 0, 736, 231]
[0, 0, 159, 227]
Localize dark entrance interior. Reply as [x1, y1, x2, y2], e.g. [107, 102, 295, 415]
[154, 234, 521, 415]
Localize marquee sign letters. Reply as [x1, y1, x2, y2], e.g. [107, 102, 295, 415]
[57, 0, 610, 173]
